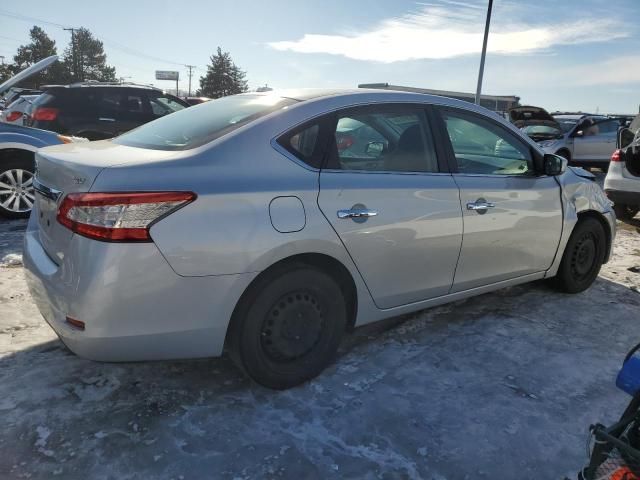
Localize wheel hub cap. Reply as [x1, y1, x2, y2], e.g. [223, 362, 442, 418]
[0, 168, 35, 213]
[572, 233, 596, 278]
[261, 291, 324, 362]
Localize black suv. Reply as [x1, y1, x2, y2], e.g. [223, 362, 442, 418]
[27, 82, 189, 140]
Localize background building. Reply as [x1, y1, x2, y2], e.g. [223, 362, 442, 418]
[359, 83, 520, 112]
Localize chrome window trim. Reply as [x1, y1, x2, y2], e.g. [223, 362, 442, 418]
[452, 173, 543, 178]
[33, 177, 62, 202]
[321, 169, 452, 176]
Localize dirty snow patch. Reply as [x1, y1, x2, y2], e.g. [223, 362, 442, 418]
[1, 253, 22, 267]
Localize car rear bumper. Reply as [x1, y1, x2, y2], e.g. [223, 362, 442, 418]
[605, 189, 640, 206]
[23, 218, 256, 362]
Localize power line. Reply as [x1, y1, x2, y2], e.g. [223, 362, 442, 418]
[0, 9, 196, 69]
[0, 9, 69, 29]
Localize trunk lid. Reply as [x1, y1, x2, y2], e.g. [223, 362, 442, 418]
[34, 140, 180, 263]
[0, 55, 57, 97]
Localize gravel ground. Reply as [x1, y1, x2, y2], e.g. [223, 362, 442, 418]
[0, 216, 639, 480]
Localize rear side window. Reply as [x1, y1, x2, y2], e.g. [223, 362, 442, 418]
[277, 122, 326, 169]
[31, 92, 57, 108]
[114, 94, 297, 151]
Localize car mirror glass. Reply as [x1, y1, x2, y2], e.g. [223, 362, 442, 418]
[365, 141, 385, 157]
[543, 153, 567, 176]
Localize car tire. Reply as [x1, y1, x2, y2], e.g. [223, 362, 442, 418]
[0, 157, 35, 219]
[613, 204, 639, 221]
[229, 264, 347, 389]
[551, 217, 606, 294]
[557, 150, 571, 162]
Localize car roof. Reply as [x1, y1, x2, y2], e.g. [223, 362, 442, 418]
[552, 114, 607, 121]
[42, 82, 164, 92]
[240, 88, 506, 112]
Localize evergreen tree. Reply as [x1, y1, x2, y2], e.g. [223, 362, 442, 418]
[199, 47, 248, 98]
[62, 28, 116, 82]
[12, 26, 66, 87]
[0, 63, 13, 84]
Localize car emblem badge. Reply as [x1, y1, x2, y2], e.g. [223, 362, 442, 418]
[73, 176, 86, 185]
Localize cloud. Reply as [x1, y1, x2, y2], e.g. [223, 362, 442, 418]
[267, 1, 629, 63]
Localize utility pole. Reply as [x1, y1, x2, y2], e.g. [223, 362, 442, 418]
[474, 0, 493, 106]
[185, 65, 195, 97]
[63, 27, 78, 82]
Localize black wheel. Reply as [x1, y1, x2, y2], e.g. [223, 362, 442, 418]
[229, 265, 347, 389]
[557, 150, 571, 162]
[551, 218, 606, 293]
[0, 157, 35, 219]
[613, 203, 639, 220]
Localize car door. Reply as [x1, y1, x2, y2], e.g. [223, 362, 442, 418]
[572, 119, 619, 162]
[434, 106, 563, 293]
[315, 104, 463, 309]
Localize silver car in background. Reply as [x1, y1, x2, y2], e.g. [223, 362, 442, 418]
[24, 89, 615, 389]
[541, 113, 620, 169]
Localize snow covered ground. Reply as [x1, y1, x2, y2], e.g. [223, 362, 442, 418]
[0, 216, 639, 480]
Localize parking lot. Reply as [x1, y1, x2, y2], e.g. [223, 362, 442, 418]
[0, 215, 638, 480]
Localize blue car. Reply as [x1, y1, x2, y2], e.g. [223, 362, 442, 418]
[0, 56, 86, 218]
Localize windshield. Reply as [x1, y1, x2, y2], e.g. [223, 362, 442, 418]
[114, 94, 297, 150]
[521, 125, 563, 137]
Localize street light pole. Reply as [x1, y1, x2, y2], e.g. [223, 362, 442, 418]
[474, 0, 493, 106]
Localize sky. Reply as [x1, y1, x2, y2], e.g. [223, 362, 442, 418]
[0, 0, 638, 113]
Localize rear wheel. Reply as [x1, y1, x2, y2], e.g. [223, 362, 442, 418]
[613, 203, 639, 220]
[551, 217, 606, 293]
[0, 158, 35, 219]
[229, 265, 347, 389]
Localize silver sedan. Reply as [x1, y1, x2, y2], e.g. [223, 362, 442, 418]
[24, 89, 615, 389]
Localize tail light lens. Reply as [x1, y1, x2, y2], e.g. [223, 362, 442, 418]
[57, 192, 196, 242]
[32, 107, 59, 121]
[5, 111, 23, 122]
[611, 149, 622, 163]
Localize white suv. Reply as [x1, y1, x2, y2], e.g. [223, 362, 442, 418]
[604, 119, 640, 220]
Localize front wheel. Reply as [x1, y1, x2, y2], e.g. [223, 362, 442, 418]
[551, 217, 606, 293]
[613, 204, 639, 221]
[0, 158, 35, 219]
[229, 265, 348, 389]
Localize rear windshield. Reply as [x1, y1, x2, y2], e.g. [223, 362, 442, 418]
[113, 94, 297, 150]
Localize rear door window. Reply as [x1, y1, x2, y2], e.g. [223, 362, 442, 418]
[326, 106, 439, 173]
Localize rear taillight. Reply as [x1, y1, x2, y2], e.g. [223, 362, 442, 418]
[611, 149, 622, 163]
[32, 107, 59, 121]
[57, 192, 196, 242]
[5, 111, 23, 122]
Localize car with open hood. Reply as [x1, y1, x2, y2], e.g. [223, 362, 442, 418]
[510, 106, 620, 169]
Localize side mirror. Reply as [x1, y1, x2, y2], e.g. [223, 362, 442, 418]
[365, 141, 385, 157]
[543, 153, 567, 176]
[618, 127, 635, 149]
